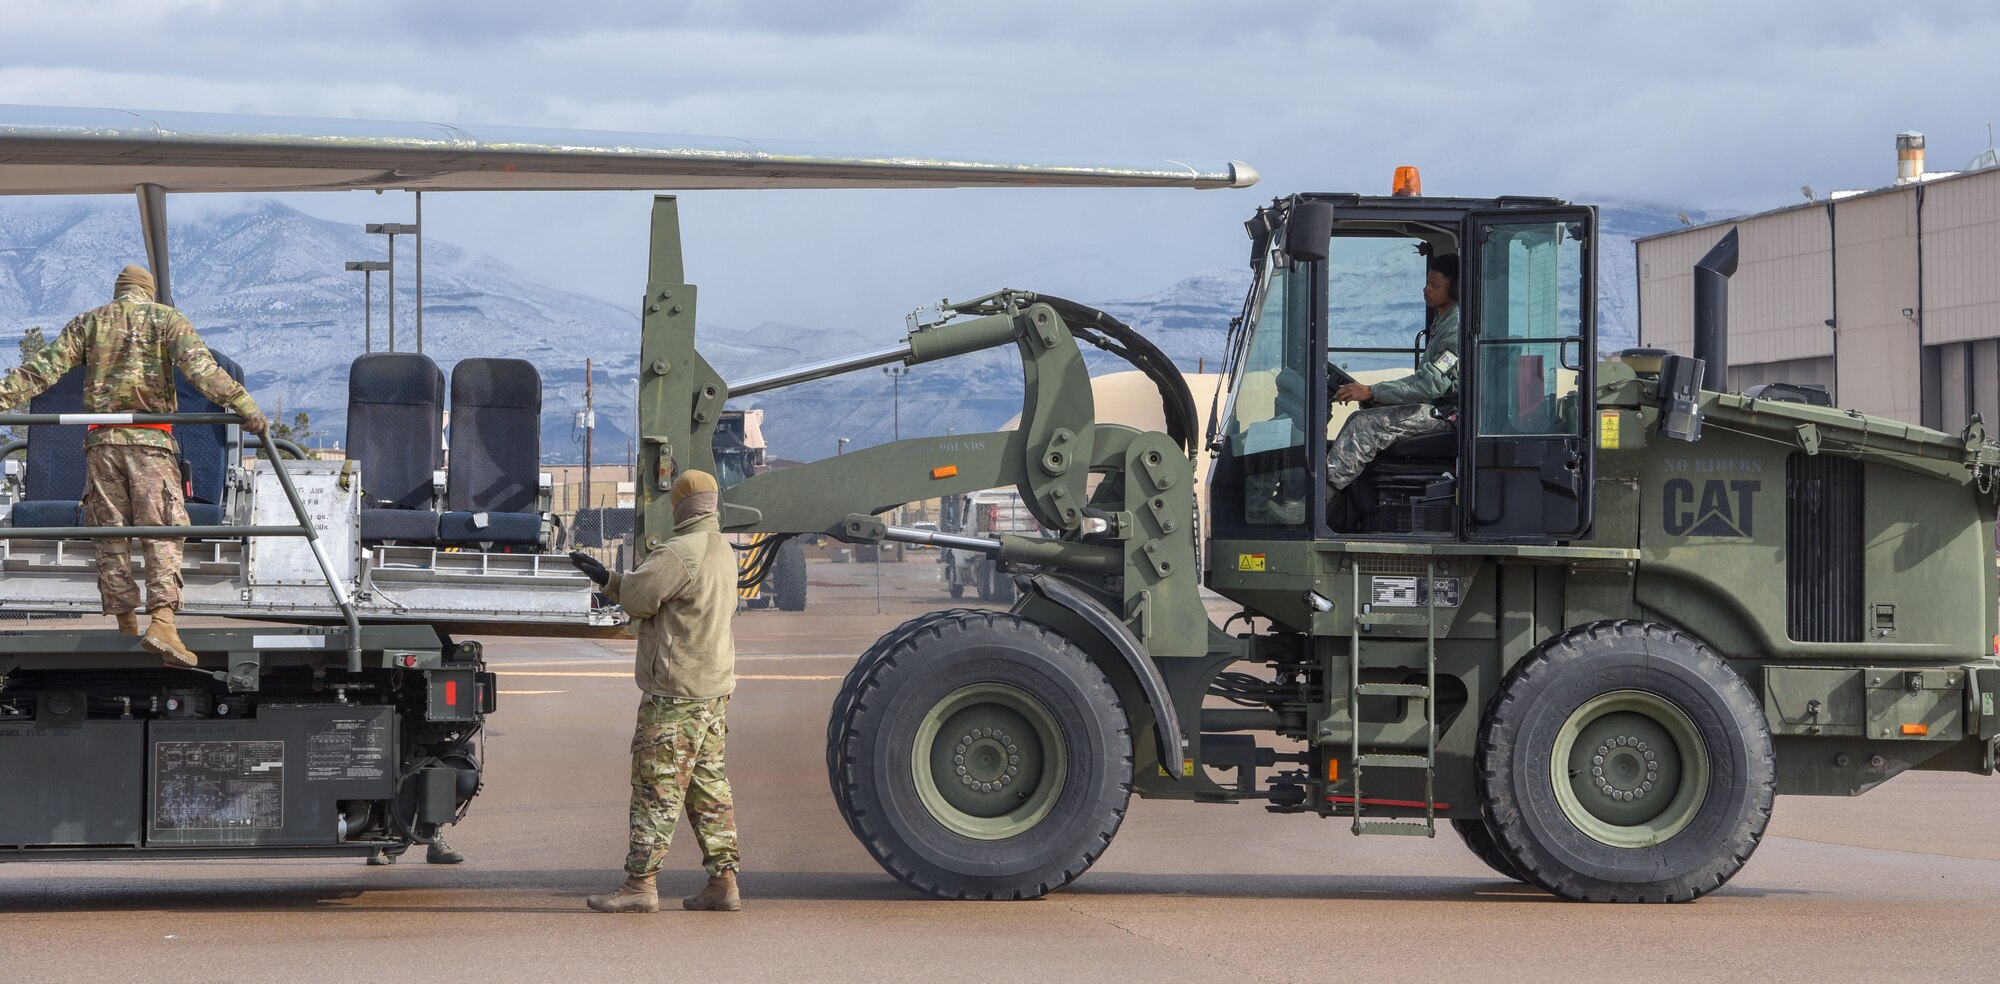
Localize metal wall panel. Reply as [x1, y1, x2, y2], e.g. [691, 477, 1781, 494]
[1918, 168, 2000, 346]
[1638, 169, 2000, 424]
[1832, 192, 1922, 422]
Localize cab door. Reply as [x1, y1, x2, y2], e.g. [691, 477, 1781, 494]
[1462, 209, 1596, 541]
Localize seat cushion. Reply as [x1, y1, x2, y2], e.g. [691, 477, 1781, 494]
[361, 508, 440, 544]
[185, 503, 225, 527]
[437, 510, 542, 547]
[11, 500, 82, 527]
[1380, 430, 1458, 460]
[13, 501, 225, 530]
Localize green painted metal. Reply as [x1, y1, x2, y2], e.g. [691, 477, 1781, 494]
[633, 188, 2000, 854]
[910, 683, 1067, 840]
[1550, 690, 1709, 848]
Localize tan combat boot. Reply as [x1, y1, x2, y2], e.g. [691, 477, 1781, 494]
[683, 870, 741, 911]
[142, 607, 199, 667]
[115, 612, 141, 637]
[586, 872, 659, 913]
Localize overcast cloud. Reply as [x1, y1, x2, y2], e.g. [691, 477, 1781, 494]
[3, 1, 1998, 338]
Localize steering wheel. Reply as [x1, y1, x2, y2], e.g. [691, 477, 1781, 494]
[1327, 361, 1377, 409]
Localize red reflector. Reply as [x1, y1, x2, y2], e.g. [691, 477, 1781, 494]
[445, 680, 458, 706]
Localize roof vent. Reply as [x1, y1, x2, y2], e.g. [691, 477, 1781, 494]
[1897, 131, 1926, 184]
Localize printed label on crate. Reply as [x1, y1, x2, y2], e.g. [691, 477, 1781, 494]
[306, 715, 391, 782]
[153, 740, 284, 830]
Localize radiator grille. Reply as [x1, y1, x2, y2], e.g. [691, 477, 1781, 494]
[1785, 452, 1863, 643]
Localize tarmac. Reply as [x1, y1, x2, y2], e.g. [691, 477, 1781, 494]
[4, 553, 2000, 983]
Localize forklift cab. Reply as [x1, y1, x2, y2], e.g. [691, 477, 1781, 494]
[1209, 192, 1597, 544]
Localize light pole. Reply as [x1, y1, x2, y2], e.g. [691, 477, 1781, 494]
[882, 365, 910, 440]
[837, 437, 850, 456]
[365, 222, 419, 352]
[344, 260, 389, 352]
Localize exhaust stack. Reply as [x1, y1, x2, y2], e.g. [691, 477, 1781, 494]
[1897, 131, 1926, 184]
[1693, 227, 1740, 394]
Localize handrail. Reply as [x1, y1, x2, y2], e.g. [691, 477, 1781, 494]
[242, 434, 311, 461]
[0, 411, 363, 671]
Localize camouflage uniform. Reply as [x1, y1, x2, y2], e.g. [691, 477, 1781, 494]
[1326, 305, 1460, 491]
[624, 693, 739, 877]
[0, 287, 259, 613]
[601, 491, 741, 879]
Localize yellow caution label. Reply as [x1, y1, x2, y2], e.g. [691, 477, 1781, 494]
[1237, 553, 1266, 572]
[1158, 758, 1195, 777]
[1598, 410, 1621, 450]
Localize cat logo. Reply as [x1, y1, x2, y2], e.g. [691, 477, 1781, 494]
[1662, 478, 1760, 537]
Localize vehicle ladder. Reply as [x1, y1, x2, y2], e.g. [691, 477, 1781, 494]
[1346, 554, 1439, 837]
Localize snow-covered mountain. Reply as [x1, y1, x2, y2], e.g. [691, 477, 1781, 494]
[0, 200, 1702, 464]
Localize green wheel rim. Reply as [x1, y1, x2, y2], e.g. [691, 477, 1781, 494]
[911, 683, 1067, 840]
[1550, 690, 1709, 848]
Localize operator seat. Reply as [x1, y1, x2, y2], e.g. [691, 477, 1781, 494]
[1344, 423, 1458, 535]
[439, 358, 545, 548]
[346, 352, 445, 544]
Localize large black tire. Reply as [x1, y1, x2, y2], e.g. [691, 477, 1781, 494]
[1477, 620, 1775, 903]
[828, 611, 1132, 899]
[973, 560, 992, 600]
[945, 558, 965, 599]
[990, 568, 1017, 604]
[825, 608, 981, 831]
[771, 540, 808, 611]
[1449, 817, 1526, 883]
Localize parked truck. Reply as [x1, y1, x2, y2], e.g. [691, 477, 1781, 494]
[941, 489, 1042, 602]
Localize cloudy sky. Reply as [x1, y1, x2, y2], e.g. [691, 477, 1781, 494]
[3, 0, 1998, 337]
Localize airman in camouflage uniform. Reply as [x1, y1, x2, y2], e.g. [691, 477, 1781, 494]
[0, 265, 268, 665]
[1326, 255, 1461, 493]
[570, 470, 742, 913]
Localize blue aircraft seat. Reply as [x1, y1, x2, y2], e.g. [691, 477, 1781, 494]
[440, 358, 543, 548]
[345, 352, 445, 544]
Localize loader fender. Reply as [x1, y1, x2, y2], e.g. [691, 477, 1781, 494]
[1018, 573, 1182, 780]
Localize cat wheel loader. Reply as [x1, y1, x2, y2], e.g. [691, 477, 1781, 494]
[643, 188, 2000, 903]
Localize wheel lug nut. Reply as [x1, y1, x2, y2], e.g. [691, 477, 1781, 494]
[1009, 755, 1019, 766]
[1591, 766, 1603, 777]
[1592, 755, 1604, 766]
[955, 766, 966, 776]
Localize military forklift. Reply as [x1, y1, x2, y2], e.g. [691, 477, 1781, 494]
[646, 185, 2000, 903]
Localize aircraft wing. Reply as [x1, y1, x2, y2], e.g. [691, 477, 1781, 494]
[0, 104, 1258, 195]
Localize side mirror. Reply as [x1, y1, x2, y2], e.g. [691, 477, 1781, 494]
[1285, 201, 1335, 262]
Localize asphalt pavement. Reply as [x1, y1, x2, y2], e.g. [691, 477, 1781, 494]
[4, 554, 1999, 983]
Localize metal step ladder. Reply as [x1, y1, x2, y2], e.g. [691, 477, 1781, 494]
[1347, 555, 1440, 837]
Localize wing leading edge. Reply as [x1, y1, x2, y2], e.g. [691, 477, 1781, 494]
[0, 104, 1258, 195]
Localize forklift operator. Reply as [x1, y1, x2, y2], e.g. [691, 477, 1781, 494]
[1325, 254, 1460, 502]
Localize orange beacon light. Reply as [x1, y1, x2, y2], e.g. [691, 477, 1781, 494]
[1392, 166, 1422, 196]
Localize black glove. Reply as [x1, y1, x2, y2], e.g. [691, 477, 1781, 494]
[567, 550, 609, 585]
